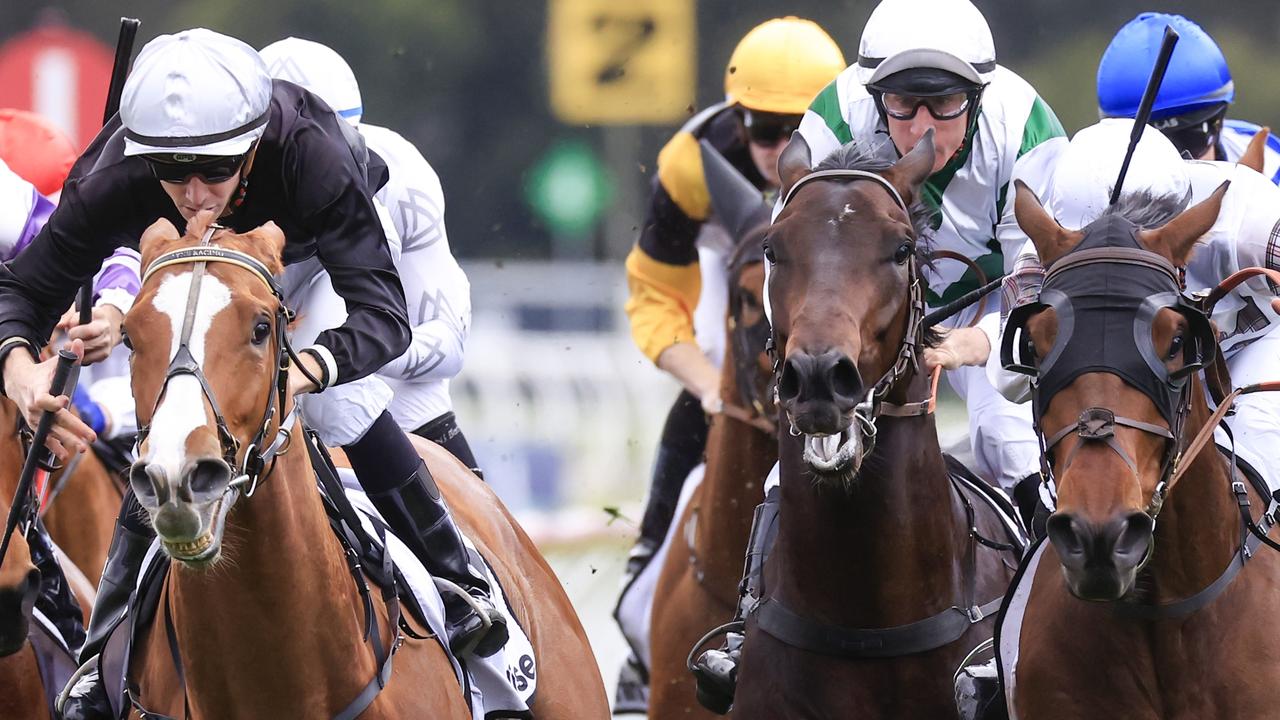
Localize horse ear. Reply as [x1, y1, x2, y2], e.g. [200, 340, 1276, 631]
[778, 132, 813, 197]
[244, 221, 286, 275]
[138, 218, 181, 269]
[884, 129, 935, 205]
[184, 209, 218, 240]
[1139, 181, 1229, 267]
[701, 139, 770, 241]
[1013, 179, 1082, 267]
[1239, 127, 1270, 173]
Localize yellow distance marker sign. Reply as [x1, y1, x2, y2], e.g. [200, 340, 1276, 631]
[548, 0, 695, 125]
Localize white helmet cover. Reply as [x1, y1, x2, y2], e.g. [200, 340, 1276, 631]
[121, 28, 272, 157]
[858, 0, 996, 86]
[259, 37, 362, 126]
[1046, 118, 1191, 231]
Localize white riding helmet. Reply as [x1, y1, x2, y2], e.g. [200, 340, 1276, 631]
[1046, 118, 1191, 231]
[857, 0, 996, 87]
[121, 29, 272, 157]
[260, 38, 362, 126]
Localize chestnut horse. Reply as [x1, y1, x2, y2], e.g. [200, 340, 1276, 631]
[121, 215, 608, 718]
[0, 419, 97, 719]
[732, 134, 1022, 718]
[1003, 180, 1280, 718]
[0, 396, 122, 588]
[647, 231, 778, 714]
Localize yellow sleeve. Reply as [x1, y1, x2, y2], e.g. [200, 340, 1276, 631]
[656, 131, 711, 221]
[624, 246, 702, 363]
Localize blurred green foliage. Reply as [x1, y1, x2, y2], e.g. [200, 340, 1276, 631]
[3, 1, 1277, 259]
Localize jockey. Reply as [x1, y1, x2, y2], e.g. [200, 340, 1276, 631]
[0, 29, 503, 719]
[257, 37, 479, 473]
[692, 0, 1067, 710]
[1098, 12, 1280, 181]
[617, 14, 843, 706]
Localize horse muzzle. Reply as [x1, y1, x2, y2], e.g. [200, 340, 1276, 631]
[778, 349, 863, 436]
[131, 456, 236, 564]
[1046, 510, 1154, 601]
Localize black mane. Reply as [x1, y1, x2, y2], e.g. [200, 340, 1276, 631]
[1103, 186, 1192, 229]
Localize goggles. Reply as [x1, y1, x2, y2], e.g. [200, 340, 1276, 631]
[742, 110, 801, 146]
[144, 151, 250, 184]
[877, 90, 974, 121]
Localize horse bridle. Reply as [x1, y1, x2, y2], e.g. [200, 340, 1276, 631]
[771, 169, 926, 459]
[136, 224, 299, 498]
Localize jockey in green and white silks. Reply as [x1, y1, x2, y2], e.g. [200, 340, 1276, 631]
[769, 0, 1067, 494]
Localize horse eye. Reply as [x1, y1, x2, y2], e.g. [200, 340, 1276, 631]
[894, 242, 914, 265]
[763, 240, 776, 264]
[1166, 334, 1185, 360]
[251, 321, 271, 346]
[121, 328, 133, 351]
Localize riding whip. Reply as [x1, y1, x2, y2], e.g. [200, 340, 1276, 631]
[0, 350, 78, 567]
[1110, 25, 1179, 206]
[76, 17, 141, 327]
[922, 276, 1003, 330]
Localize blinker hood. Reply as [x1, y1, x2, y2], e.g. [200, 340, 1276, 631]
[1002, 213, 1216, 427]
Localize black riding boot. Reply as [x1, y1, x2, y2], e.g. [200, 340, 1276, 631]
[691, 485, 780, 715]
[367, 459, 508, 657]
[58, 496, 154, 720]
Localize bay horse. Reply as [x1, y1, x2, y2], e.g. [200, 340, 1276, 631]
[647, 149, 779, 717]
[0, 395, 122, 589]
[732, 132, 1022, 717]
[1002, 179, 1280, 718]
[121, 214, 608, 718]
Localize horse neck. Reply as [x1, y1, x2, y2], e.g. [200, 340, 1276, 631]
[772, 369, 963, 625]
[1144, 381, 1241, 600]
[167, 422, 380, 707]
[695, 413, 776, 596]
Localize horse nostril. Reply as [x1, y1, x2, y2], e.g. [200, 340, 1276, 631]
[130, 462, 167, 506]
[1046, 513, 1086, 563]
[829, 355, 863, 402]
[1112, 512, 1154, 566]
[184, 458, 232, 499]
[778, 356, 803, 403]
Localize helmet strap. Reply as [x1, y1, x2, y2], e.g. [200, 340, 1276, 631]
[226, 141, 259, 215]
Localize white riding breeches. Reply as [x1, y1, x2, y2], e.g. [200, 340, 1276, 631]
[1221, 329, 1280, 493]
[946, 363, 1041, 491]
[279, 256, 393, 447]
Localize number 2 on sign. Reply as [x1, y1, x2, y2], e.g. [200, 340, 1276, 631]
[592, 15, 655, 84]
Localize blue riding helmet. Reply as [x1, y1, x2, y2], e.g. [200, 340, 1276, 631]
[1097, 12, 1234, 123]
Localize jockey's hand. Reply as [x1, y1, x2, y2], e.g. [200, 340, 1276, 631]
[57, 304, 124, 365]
[1273, 298, 1280, 315]
[656, 341, 723, 415]
[287, 351, 324, 397]
[2, 338, 95, 460]
[922, 326, 991, 372]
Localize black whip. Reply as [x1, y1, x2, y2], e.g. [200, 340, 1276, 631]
[923, 276, 1003, 329]
[1110, 25, 1180, 206]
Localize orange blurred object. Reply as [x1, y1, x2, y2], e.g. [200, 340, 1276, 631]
[0, 108, 77, 196]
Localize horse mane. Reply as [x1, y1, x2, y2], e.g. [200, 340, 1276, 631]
[1103, 187, 1192, 229]
[813, 141, 942, 348]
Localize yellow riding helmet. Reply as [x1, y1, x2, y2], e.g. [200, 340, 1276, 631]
[724, 17, 847, 116]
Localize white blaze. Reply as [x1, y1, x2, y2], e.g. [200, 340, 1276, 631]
[143, 271, 232, 482]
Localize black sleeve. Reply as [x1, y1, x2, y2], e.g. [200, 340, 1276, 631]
[0, 166, 139, 350]
[284, 120, 410, 384]
[636, 175, 702, 266]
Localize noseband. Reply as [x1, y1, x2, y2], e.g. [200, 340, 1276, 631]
[137, 225, 297, 497]
[772, 169, 927, 459]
